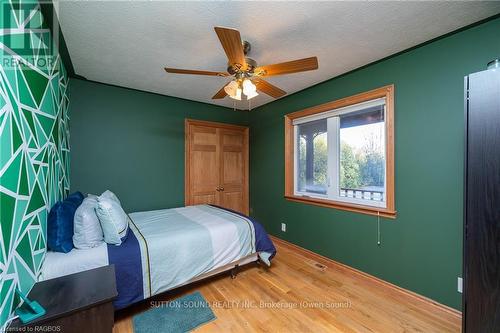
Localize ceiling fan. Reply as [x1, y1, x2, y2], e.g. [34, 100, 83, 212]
[165, 27, 319, 102]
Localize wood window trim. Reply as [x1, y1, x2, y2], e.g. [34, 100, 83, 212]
[284, 85, 396, 219]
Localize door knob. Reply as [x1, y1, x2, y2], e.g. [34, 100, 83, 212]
[220, 187, 224, 191]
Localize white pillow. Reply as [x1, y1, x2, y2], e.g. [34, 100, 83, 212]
[73, 197, 104, 249]
[100, 190, 121, 205]
[95, 197, 128, 245]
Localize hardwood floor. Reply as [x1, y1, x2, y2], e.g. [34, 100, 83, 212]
[113, 238, 461, 333]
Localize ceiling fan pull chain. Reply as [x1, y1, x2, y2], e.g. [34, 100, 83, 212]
[377, 211, 381, 246]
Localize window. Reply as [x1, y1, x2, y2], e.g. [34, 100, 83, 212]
[285, 85, 395, 218]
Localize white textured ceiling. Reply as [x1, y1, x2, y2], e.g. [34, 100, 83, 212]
[57, 1, 500, 110]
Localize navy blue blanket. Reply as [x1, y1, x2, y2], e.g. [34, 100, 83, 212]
[107, 230, 144, 309]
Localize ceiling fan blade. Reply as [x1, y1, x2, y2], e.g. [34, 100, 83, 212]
[214, 27, 247, 70]
[164, 68, 229, 77]
[212, 83, 228, 99]
[254, 57, 318, 77]
[253, 78, 286, 98]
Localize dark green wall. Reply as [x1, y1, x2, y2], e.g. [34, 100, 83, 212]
[70, 79, 248, 212]
[249, 18, 500, 310]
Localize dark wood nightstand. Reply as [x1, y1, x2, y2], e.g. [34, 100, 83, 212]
[10, 265, 118, 333]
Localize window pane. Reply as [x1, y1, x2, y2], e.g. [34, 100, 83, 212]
[339, 105, 385, 203]
[297, 119, 328, 195]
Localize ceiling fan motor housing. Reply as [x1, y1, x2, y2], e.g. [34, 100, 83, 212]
[243, 41, 251, 55]
[227, 41, 257, 75]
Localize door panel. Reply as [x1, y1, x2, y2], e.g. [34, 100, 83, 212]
[192, 127, 218, 145]
[186, 120, 248, 214]
[191, 150, 218, 192]
[187, 125, 219, 206]
[220, 129, 247, 213]
[221, 191, 243, 212]
[223, 132, 244, 146]
[223, 151, 243, 184]
[192, 194, 216, 205]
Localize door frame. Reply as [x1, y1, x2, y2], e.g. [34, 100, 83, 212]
[185, 119, 249, 214]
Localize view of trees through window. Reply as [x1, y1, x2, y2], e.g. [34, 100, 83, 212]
[297, 120, 385, 200]
[298, 131, 328, 194]
[340, 122, 385, 201]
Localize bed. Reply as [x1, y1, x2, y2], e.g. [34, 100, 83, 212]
[40, 204, 276, 309]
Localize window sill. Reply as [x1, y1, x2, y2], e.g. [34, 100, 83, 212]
[284, 195, 397, 219]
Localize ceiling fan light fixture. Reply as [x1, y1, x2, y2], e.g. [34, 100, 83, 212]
[234, 87, 242, 100]
[245, 90, 258, 100]
[242, 79, 258, 100]
[224, 80, 240, 99]
[242, 78, 256, 93]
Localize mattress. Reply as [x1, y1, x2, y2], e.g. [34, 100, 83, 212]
[40, 243, 108, 281]
[41, 247, 257, 286]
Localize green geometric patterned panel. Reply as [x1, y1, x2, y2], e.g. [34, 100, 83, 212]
[0, 0, 70, 327]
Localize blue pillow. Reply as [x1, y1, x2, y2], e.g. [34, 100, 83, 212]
[47, 192, 84, 253]
[65, 191, 85, 206]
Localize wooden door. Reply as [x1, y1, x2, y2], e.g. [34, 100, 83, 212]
[185, 119, 249, 215]
[219, 128, 248, 214]
[186, 124, 220, 206]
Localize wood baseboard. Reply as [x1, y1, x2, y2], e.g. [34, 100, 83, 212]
[270, 235, 462, 319]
